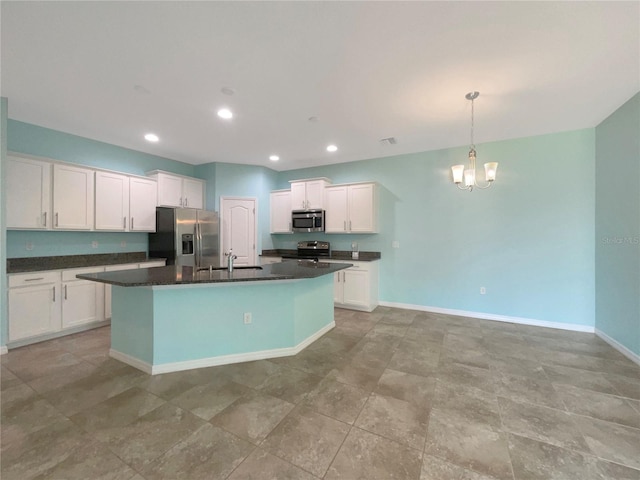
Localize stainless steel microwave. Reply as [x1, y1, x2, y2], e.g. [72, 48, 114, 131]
[291, 209, 325, 232]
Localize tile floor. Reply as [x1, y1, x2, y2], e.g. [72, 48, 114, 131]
[1, 307, 639, 479]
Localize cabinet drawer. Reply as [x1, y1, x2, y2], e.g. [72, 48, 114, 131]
[9, 271, 60, 288]
[62, 266, 104, 281]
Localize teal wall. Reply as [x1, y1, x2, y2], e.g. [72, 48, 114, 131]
[1, 98, 8, 347]
[195, 162, 279, 254]
[595, 92, 640, 357]
[6, 120, 198, 258]
[276, 129, 596, 327]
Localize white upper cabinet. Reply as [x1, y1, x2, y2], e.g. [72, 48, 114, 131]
[129, 177, 157, 231]
[52, 164, 94, 230]
[270, 190, 292, 233]
[95, 171, 129, 231]
[95, 173, 157, 232]
[148, 171, 205, 209]
[324, 185, 348, 233]
[182, 177, 204, 209]
[289, 178, 330, 210]
[156, 173, 183, 207]
[324, 182, 378, 233]
[348, 183, 377, 233]
[6, 156, 51, 229]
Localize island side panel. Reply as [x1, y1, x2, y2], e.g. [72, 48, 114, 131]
[110, 286, 155, 369]
[151, 281, 297, 366]
[292, 274, 335, 345]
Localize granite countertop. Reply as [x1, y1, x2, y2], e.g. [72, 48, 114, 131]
[7, 252, 163, 274]
[76, 259, 352, 287]
[261, 249, 381, 262]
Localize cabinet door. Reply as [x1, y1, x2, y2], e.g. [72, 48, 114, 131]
[334, 271, 344, 304]
[348, 183, 376, 233]
[129, 177, 157, 231]
[7, 156, 51, 229]
[62, 280, 101, 328]
[324, 186, 348, 233]
[270, 191, 292, 233]
[290, 183, 307, 210]
[8, 284, 60, 341]
[305, 180, 326, 210]
[95, 171, 129, 231]
[53, 164, 94, 230]
[342, 268, 370, 309]
[183, 178, 204, 209]
[157, 173, 183, 207]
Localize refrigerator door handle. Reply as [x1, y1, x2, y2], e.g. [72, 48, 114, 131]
[195, 222, 202, 268]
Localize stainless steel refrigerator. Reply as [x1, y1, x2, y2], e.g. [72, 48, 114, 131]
[149, 207, 220, 269]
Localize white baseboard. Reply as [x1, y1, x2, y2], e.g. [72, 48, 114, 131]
[111, 321, 336, 375]
[110, 349, 153, 374]
[378, 301, 595, 333]
[0, 346, 8, 355]
[595, 329, 640, 366]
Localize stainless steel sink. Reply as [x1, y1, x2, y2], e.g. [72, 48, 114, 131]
[197, 266, 263, 272]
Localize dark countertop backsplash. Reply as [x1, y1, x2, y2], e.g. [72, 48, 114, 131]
[261, 249, 381, 261]
[7, 252, 154, 274]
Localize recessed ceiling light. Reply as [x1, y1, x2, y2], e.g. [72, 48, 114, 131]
[217, 108, 233, 119]
[308, 116, 319, 123]
[326, 144, 338, 152]
[221, 87, 235, 96]
[144, 133, 159, 142]
[269, 155, 280, 161]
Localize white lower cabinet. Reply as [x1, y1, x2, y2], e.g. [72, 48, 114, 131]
[61, 268, 105, 329]
[8, 272, 61, 341]
[329, 260, 379, 312]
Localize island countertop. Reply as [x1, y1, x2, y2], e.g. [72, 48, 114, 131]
[76, 259, 352, 287]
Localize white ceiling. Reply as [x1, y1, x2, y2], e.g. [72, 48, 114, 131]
[2, 1, 638, 171]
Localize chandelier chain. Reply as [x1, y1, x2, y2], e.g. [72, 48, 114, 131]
[470, 97, 475, 149]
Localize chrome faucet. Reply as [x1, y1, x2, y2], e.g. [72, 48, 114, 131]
[225, 249, 238, 272]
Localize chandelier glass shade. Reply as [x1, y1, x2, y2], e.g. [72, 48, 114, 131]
[451, 92, 498, 191]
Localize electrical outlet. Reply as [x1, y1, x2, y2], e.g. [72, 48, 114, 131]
[120, 240, 127, 247]
[91, 241, 99, 248]
[243, 312, 252, 324]
[392, 240, 400, 249]
[480, 287, 486, 295]
[26, 242, 34, 251]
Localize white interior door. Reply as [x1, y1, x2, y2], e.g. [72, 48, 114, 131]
[221, 197, 257, 266]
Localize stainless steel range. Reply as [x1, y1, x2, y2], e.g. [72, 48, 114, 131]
[284, 240, 331, 260]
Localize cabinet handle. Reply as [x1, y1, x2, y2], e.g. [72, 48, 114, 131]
[53, 286, 56, 302]
[343, 220, 346, 231]
[337, 272, 340, 282]
[64, 285, 68, 300]
[349, 220, 352, 230]
[55, 213, 59, 227]
[25, 277, 45, 282]
[124, 217, 127, 229]
[131, 217, 134, 230]
[43, 212, 47, 227]
[185, 198, 188, 207]
[343, 272, 346, 282]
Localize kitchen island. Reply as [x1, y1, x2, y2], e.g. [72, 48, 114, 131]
[77, 260, 351, 374]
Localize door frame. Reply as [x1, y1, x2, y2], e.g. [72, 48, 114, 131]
[219, 196, 258, 265]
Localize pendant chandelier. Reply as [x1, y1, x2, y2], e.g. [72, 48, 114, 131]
[451, 92, 498, 191]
